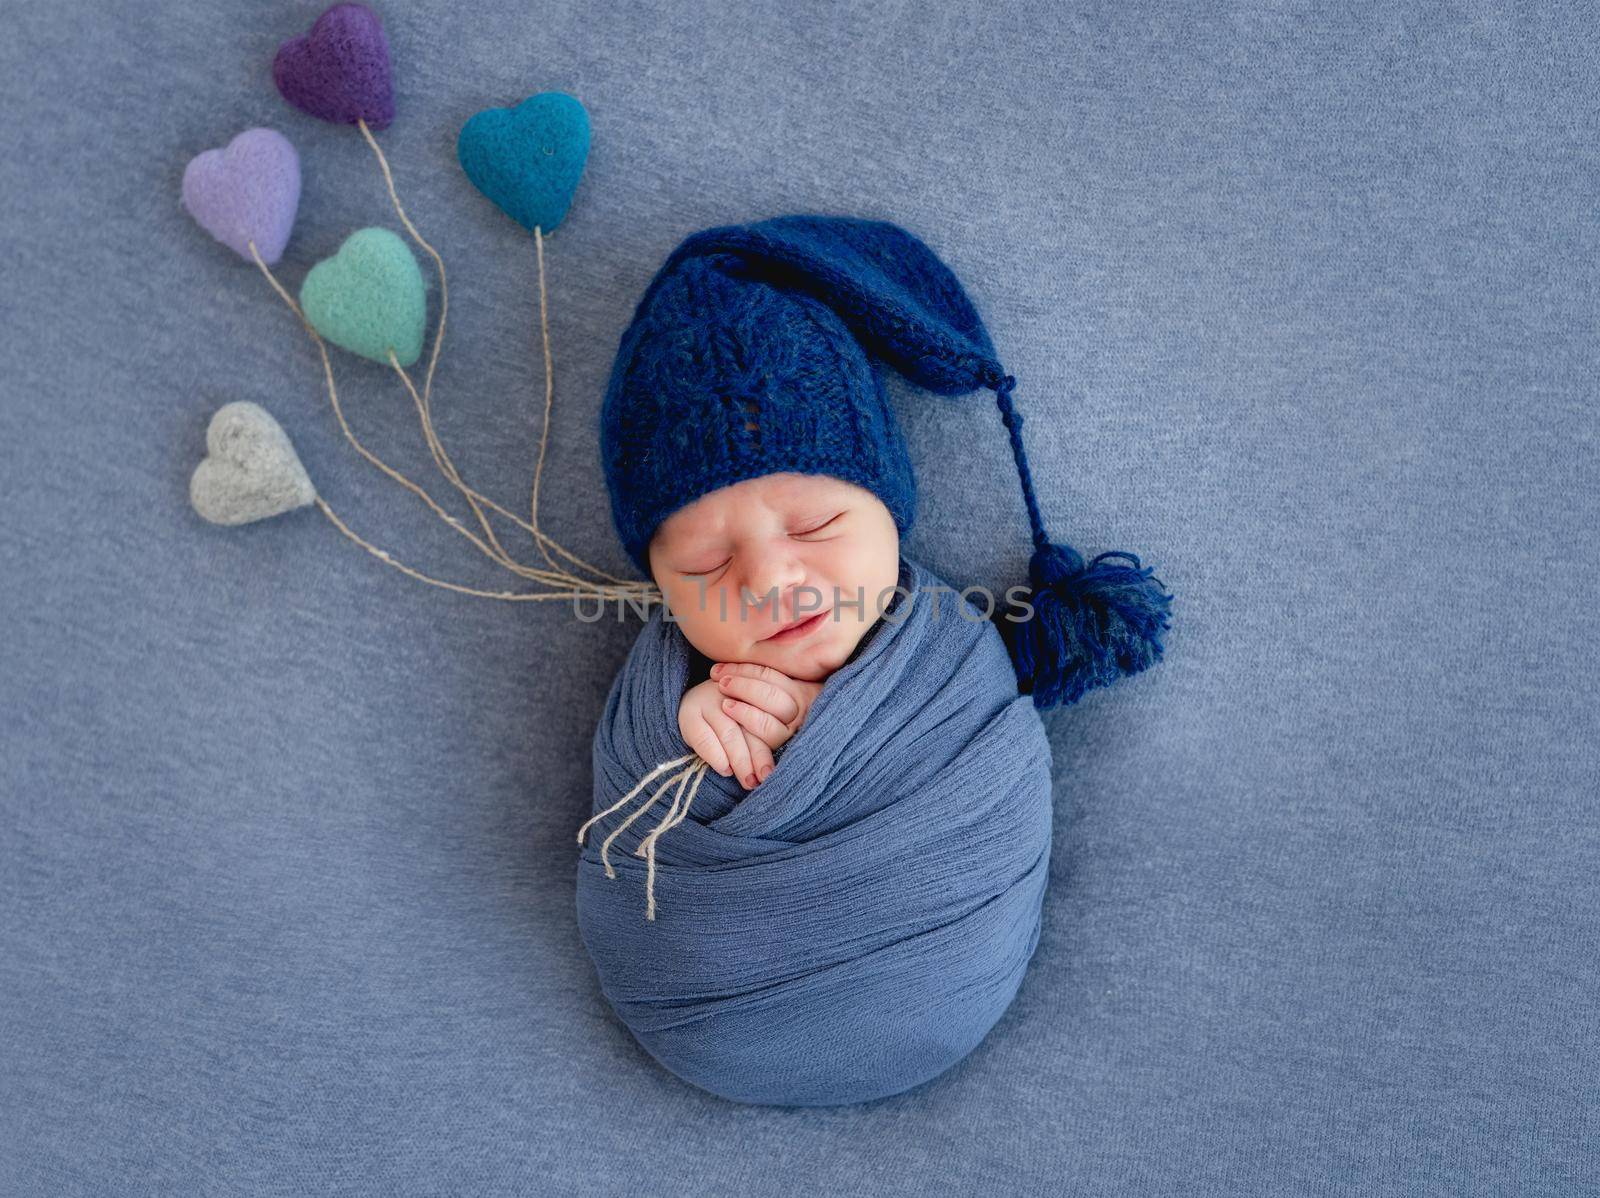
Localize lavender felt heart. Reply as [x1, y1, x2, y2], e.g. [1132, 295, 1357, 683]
[273, 3, 395, 130]
[181, 128, 301, 265]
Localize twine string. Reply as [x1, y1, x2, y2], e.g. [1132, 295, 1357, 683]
[636, 759, 709, 921]
[577, 752, 711, 919]
[357, 118, 448, 412]
[358, 117, 533, 573]
[241, 131, 667, 606]
[358, 121, 653, 594]
[249, 240, 512, 565]
[315, 497, 618, 601]
[396, 336, 646, 588]
[528, 224, 563, 577]
[388, 350, 531, 572]
[597, 761, 692, 881]
[579, 751, 697, 857]
[248, 240, 652, 603]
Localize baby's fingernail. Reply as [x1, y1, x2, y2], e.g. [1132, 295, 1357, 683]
[759, 765, 772, 781]
[709, 663, 722, 676]
[723, 699, 735, 709]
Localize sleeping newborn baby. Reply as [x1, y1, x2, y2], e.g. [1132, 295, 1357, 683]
[578, 213, 1171, 1108]
[650, 470, 901, 791]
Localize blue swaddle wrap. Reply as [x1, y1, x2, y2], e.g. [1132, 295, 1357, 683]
[576, 555, 1055, 1106]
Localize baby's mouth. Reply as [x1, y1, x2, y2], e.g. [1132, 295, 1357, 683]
[760, 609, 831, 642]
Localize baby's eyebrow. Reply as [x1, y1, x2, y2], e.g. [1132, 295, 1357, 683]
[662, 525, 719, 551]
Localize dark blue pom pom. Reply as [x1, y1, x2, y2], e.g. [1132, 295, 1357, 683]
[993, 540, 1174, 710]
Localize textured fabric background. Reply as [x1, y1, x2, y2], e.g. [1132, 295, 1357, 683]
[2, 2, 1595, 1194]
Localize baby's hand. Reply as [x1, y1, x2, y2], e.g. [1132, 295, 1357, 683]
[678, 679, 775, 791]
[708, 662, 825, 757]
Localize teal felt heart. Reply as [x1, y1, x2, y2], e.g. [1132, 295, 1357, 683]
[457, 92, 591, 234]
[299, 227, 426, 367]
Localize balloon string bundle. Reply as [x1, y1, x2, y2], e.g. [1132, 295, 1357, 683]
[254, 124, 647, 604]
[182, 1, 660, 609]
[244, 235, 620, 603]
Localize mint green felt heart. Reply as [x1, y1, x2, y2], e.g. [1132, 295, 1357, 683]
[299, 227, 426, 367]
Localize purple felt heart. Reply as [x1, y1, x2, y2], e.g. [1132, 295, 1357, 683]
[272, 3, 395, 130]
[181, 128, 301, 265]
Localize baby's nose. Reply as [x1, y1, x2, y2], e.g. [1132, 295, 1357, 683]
[741, 559, 806, 613]
[742, 582, 792, 621]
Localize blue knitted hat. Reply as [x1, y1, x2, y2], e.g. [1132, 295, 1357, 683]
[600, 213, 1173, 708]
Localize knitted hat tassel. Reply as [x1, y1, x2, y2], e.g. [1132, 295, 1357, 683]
[986, 372, 1173, 709]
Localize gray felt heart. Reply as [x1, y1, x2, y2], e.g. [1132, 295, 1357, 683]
[190, 401, 317, 526]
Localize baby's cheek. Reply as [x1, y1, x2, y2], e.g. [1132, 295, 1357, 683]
[676, 605, 746, 665]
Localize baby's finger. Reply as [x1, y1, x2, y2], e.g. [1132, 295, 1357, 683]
[686, 715, 732, 776]
[720, 696, 792, 748]
[713, 710, 758, 789]
[716, 673, 798, 724]
[711, 661, 795, 693]
[746, 734, 776, 785]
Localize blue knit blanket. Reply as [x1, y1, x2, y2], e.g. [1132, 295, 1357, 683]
[576, 555, 1055, 1106]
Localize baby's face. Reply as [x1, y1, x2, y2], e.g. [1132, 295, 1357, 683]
[647, 472, 901, 683]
